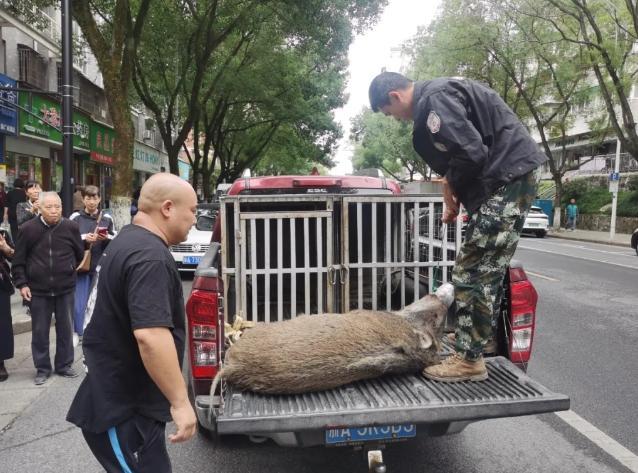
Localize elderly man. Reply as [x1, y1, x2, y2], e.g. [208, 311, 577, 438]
[12, 192, 84, 385]
[67, 174, 197, 473]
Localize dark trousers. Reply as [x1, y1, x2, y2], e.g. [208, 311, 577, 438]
[0, 290, 13, 361]
[30, 292, 74, 375]
[82, 414, 171, 473]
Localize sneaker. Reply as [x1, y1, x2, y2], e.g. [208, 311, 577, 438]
[423, 353, 488, 382]
[73, 333, 79, 348]
[56, 368, 79, 378]
[34, 373, 50, 385]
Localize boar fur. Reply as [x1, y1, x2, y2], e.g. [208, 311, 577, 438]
[214, 284, 454, 395]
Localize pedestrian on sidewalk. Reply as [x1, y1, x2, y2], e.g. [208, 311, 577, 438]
[566, 198, 579, 231]
[369, 72, 546, 382]
[0, 228, 15, 382]
[5, 179, 26, 243]
[11, 192, 84, 386]
[16, 180, 42, 230]
[69, 185, 114, 345]
[67, 173, 197, 473]
[72, 186, 84, 213]
[0, 183, 7, 229]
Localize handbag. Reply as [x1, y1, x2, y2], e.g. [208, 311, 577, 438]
[77, 212, 102, 273]
[0, 257, 14, 294]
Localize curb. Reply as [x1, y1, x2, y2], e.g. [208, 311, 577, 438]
[547, 233, 629, 248]
[13, 317, 32, 335]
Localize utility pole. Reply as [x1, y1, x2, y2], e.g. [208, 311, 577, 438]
[609, 138, 621, 240]
[61, 0, 74, 217]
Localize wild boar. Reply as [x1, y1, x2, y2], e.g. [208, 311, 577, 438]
[214, 284, 454, 394]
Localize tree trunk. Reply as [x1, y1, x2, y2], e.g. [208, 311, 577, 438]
[553, 173, 563, 229]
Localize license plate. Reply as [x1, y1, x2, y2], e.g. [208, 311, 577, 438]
[325, 424, 416, 445]
[183, 256, 202, 265]
[527, 223, 539, 227]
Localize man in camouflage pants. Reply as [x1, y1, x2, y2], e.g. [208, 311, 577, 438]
[369, 72, 546, 382]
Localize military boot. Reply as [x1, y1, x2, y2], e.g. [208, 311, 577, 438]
[423, 353, 488, 382]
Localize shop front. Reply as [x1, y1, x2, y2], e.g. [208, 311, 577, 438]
[0, 73, 18, 187]
[89, 120, 115, 207]
[133, 141, 162, 188]
[7, 92, 91, 192]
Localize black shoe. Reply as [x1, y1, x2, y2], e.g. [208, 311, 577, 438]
[56, 368, 79, 378]
[34, 373, 50, 385]
[0, 363, 8, 382]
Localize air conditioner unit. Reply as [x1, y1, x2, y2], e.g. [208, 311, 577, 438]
[143, 130, 152, 140]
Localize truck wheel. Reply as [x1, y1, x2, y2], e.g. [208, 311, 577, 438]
[536, 230, 546, 238]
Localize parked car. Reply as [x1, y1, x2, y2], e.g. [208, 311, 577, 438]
[523, 205, 549, 238]
[170, 203, 217, 271]
[631, 227, 638, 256]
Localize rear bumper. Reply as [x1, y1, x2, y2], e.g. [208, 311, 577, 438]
[196, 357, 569, 441]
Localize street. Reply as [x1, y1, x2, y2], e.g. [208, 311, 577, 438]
[0, 238, 637, 473]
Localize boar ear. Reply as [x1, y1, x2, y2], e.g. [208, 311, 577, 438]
[416, 331, 433, 350]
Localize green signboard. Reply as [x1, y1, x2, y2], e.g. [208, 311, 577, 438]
[89, 121, 115, 165]
[18, 93, 90, 151]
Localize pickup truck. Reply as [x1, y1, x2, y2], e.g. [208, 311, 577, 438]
[186, 175, 569, 472]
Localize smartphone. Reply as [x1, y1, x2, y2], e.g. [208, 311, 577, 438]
[97, 227, 108, 236]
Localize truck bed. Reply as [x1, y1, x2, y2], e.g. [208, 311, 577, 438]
[196, 357, 569, 438]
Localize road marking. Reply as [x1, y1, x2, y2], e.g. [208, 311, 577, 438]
[525, 270, 559, 282]
[518, 245, 638, 270]
[556, 410, 638, 472]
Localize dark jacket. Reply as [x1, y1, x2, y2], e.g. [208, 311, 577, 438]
[6, 188, 26, 223]
[16, 201, 38, 227]
[411, 78, 547, 212]
[12, 217, 84, 296]
[69, 209, 115, 273]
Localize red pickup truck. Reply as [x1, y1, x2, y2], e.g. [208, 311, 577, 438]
[185, 175, 568, 471]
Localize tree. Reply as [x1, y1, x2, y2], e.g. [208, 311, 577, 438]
[537, 0, 638, 160]
[350, 109, 427, 181]
[408, 0, 593, 226]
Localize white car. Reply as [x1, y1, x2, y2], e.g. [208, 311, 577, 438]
[170, 205, 216, 271]
[523, 206, 549, 238]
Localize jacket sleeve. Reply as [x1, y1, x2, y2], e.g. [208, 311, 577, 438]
[424, 90, 488, 185]
[11, 229, 29, 289]
[16, 203, 32, 227]
[71, 222, 85, 264]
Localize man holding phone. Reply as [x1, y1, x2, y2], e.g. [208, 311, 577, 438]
[70, 185, 114, 345]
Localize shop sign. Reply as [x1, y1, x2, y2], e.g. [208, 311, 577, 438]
[178, 159, 191, 181]
[90, 121, 115, 165]
[18, 93, 90, 150]
[133, 142, 161, 173]
[0, 73, 18, 135]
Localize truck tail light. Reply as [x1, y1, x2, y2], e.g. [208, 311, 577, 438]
[186, 288, 223, 379]
[508, 267, 537, 364]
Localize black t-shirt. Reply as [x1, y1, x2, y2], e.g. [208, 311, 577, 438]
[67, 224, 185, 433]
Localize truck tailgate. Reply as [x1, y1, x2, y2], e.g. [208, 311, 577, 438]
[208, 357, 569, 435]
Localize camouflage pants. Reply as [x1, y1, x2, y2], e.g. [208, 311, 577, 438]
[453, 169, 540, 360]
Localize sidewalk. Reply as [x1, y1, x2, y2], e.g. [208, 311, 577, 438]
[10, 293, 31, 335]
[547, 228, 633, 247]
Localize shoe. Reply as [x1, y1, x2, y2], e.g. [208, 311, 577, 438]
[423, 353, 488, 382]
[34, 373, 50, 385]
[0, 363, 8, 382]
[56, 368, 79, 378]
[73, 333, 79, 348]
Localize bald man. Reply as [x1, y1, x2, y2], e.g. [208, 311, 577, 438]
[67, 174, 198, 473]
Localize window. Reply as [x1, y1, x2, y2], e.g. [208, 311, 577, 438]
[18, 45, 47, 90]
